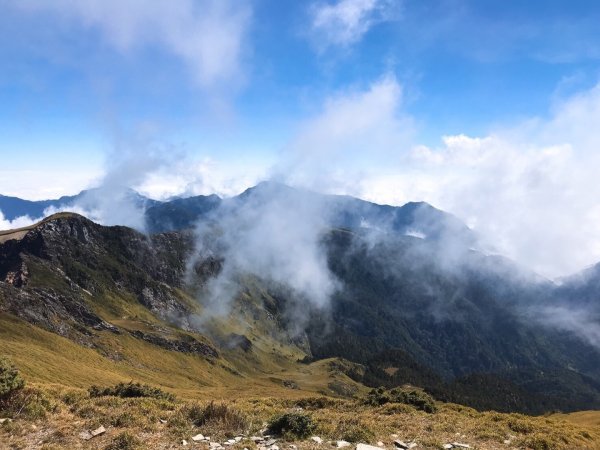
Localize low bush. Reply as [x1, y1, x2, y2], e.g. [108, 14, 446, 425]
[105, 432, 141, 450]
[364, 386, 437, 413]
[267, 412, 317, 439]
[334, 418, 375, 443]
[0, 357, 25, 401]
[187, 401, 248, 435]
[89, 382, 175, 401]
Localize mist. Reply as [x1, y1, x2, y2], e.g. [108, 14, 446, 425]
[186, 182, 340, 328]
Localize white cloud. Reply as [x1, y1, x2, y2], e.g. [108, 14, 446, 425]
[276, 74, 414, 191]
[349, 82, 600, 279]
[10, 0, 251, 88]
[0, 211, 37, 232]
[309, 0, 399, 48]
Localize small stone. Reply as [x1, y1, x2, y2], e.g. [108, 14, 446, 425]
[356, 444, 383, 450]
[182, 440, 189, 446]
[393, 441, 409, 449]
[311, 436, 323, 444]
[251, 437, 264, 442]
[377, 442, 384, 448]
[79, 431, 93, 441]
[235, 437, 243, 442]
[503, 440, 510, 445]
[0, 418, 12, 424]
[451, 444, 470, 449]
[210, 442, 222, 448]
[264, 439, 277, 446]
[192, 434, 205, 442]
[91, 426, 106, 437]
[443, 445, 453, 450]
[336, 441, 351, 448]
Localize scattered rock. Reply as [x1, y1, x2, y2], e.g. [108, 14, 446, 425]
[159, 418, 167, 424]
[0, 418, 12, 424]
[443, 445, 453, 450]
[79, 425, 106, 441]
[451, 444, 470, 449]
[311, 436, 323, 444]
[192, 434, 205, 442]
[210, 442, 222, 448]
[251, 437, 264, 442]
[79, 431, 93, 440]
[336, 441, 351, 448]
[357, 444, 383, 450]
[393, 441, 409, 449]
[377, 442, 384, 447]
[182, 440, 188, 446]
[264, 439, 277, 446]
[235, 436, 243, 442]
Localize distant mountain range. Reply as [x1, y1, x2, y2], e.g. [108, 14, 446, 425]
[2, 182, 600, 414]
[1, 182, 478, 246]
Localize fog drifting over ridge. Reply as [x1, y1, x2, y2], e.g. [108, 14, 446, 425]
[2, 77, 600, 280]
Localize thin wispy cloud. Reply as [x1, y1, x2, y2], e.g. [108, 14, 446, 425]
[309, 0, 399, 49]
[9, 0, 252, 89]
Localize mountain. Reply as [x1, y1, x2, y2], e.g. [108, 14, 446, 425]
[3, 187, 600, 416]
[0, 188, 159, 223]
[1, 183, 478, 251]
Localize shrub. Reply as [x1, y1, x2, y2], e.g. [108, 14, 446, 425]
[294, 397, 338, 410]
[267, 412, 317, 439]
[516, 434, 555, 450]
[0, 357, 25, 400]
[89, 382, 175, 401]
[364, 386, 437, 413]
[187, 402, 248, 434]
[105, 432, 141, 450]
[335, 418, 375, 443]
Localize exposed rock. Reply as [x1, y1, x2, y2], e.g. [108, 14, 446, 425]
[336, 441, 351, 448]
[356, 444, 383, 450]
[443, 445, 453, 449]
[264, 439, 277, 446]
[377, 442, 384, 447]
[192, 433, 205, 442]
[393, 441, 409, 449]
[451, 444, 470, 449]
[311, 436, 323, 444]
[129, 329, 218, 358]
[0, 418, 12, 424]
[79, 425, 106, 441]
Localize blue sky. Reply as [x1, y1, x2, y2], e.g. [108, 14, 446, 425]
[2, 0, 599, 186]
[3, 0, 600, 276]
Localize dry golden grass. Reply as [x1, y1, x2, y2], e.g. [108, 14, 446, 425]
[2, 386, 600, 450]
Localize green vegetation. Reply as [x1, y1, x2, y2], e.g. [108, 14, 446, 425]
[267, 412, 317, 439]
[105, 432, 141, 450]
[89, 382, 175, 401]
[184, 401, 248, 436]
[0, 356, 25, 400]
[365, 386, 437, 413]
